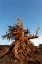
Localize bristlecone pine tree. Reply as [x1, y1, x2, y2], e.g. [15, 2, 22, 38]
[0, 18, 40, 64]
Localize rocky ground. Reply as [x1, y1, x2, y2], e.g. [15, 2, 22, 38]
[0, 45, 42, 64]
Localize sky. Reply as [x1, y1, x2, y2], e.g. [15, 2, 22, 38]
[0, 0, 42, 46]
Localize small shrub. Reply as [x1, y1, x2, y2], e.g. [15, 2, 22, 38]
[38, 44, 42, 49]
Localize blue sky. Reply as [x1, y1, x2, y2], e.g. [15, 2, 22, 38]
[0, 0, 42, 45]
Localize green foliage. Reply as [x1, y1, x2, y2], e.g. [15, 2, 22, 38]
[38, 44, 42, 49]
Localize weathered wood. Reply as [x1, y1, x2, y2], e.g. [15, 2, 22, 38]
[0, 18, 40, 64]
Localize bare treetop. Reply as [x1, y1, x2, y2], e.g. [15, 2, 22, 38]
[17, 18, 23, 29]
[2, 19, 39, 41]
